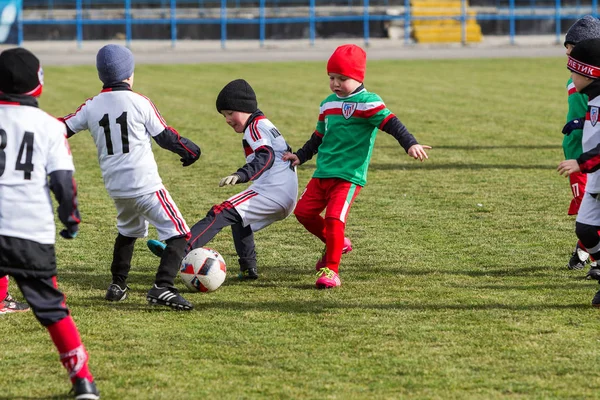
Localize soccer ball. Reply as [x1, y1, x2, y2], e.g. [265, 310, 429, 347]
[179, 248, 227, 292]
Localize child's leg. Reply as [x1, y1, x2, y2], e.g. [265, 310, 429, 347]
[231, 222, 257, 279]
[187, 201, 245, 252]
[294, 179, 328, 243]
[110, 234, 137, 288]
[155, 235, 187, 287]
[0, 275, 7, 300]
[322, 181, 362, 274]
[14, 275, 95, 384]
[575, 222, 600, 261]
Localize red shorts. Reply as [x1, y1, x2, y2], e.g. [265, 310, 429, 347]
[569, 171, 587, 215]
[294, 178, 362, 222]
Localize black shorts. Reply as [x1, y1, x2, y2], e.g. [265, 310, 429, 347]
[0, 235, 56, 278]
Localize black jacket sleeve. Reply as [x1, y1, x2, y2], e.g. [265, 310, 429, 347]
[295, 131, 323, 165]
[578, 143, 600, 173]
[381, 116, 418, 153]
[48, 170, 81, 233]
[153, 127, 201, 166]
[234, 146, 275, 183]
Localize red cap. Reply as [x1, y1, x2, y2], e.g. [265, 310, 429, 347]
[326, 44, 367, 82]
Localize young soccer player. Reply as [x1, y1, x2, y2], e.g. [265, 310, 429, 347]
[0, 275, 30, 314]
[283, 44, 431, 289]
[62, 44, 200, 310]
[0, 48, 99, 398]
[557, 38, 600, 306]
[562, 16, 600, 274]
[147, 79, 298, 279]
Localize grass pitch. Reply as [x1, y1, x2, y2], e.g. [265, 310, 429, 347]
[2, 56, 598, 400]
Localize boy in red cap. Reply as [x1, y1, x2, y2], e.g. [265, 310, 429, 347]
[284, 44, 430, 289]
[0, 48, 99, 398]
[558, 38, 600, 306]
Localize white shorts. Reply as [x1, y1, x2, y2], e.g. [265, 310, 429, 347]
[113, 188, 189, 240]
[227, 188, 295, 232]
[576, 191, 600, 226]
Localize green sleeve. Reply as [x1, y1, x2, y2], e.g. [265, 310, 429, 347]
[563, 91, 588, 159]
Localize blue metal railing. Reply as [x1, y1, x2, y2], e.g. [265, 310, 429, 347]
[17, 0, 600, 48]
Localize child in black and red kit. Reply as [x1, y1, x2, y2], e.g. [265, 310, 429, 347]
[0, 48, 99, 398]
[558, 38, 600, 306]
[284, 44, 430, 289]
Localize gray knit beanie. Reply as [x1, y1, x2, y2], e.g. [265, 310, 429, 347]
[564, 15, 600, 47]
[96, 44, 135, 85]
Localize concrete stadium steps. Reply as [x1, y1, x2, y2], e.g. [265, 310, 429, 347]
[410, 0, 482, 43]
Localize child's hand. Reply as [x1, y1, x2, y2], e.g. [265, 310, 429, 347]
[557, 159, 581, 176]
[407, 144, 431, 161]
[282, 152, 300, 166]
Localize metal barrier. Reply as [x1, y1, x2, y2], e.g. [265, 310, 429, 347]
[13, 0, 600, 47]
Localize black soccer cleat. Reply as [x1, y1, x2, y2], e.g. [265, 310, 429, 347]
[0, 293, 30, 314]
[238, 267, 259, 280]
[567, 249, 588, 270]
[587, 262, 600, 280]
[146, 284, 193, 311]
[104, 284, 129, 302]
[70, 377, 100, 400]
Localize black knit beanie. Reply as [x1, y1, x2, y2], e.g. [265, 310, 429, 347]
[564, 15, 600, 47]
[216, 79, 257, 113]
[0, 48, 43, 97]
[567, 38, 600, 79]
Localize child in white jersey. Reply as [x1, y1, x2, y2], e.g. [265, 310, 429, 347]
[558, 38, 600, 307]
[147, 79, 298, 279]
[283, 44, 430, 289]
[62, 44, 201, 310]
[0, 48, 99, 399]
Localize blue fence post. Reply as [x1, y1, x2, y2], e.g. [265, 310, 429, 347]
[170, 0, 177, 48]
[363, 0, 370, 46]
[404, 0, 410, 45]
[460, 0, 466, 45]
[509, 0, 515, 45]
[125, 0, 132, 47]
[220, 0, 227, 49]
[259, 0, 265, 47]
[17, 0, 23, 46]
[555, 0, 561, 45]
[76, 0, 83, 49]
[309, 0, 315, 46]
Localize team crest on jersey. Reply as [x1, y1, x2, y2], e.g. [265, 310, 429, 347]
[592, 107, 599, 127]
[342, 102, 357, 119]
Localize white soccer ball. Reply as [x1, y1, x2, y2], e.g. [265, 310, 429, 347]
[179, 247, 227, 292]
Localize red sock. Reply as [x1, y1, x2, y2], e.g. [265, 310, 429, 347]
[324, 218, 345, 274]
[0, 276, 8, 300]
[47, 316, 94, 383]
[295, 214, 326, 243]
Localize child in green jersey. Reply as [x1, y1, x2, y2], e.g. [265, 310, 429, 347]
[283, 44, 430, 289]
[562, 16, 600, 274]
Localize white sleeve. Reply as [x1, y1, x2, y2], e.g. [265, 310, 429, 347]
[141, 96, 168, 137]
[46, 122, 75, 174]
[245, 120, 274, 151]
[63, 101, 90, 133]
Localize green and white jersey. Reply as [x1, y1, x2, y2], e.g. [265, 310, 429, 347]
[314, 88, 393, 186]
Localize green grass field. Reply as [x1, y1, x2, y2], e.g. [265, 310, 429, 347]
[2, 56, 598, 400]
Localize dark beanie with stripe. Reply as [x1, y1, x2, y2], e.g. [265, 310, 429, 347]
[216, 79, 258, 113]
[0, 48, 44, 97]
[567, 38, 600, 79]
